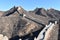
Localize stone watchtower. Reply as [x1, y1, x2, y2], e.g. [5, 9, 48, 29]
[17, 6, 26, 18]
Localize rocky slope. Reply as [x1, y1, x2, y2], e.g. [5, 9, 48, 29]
[0, 6, 60, 40]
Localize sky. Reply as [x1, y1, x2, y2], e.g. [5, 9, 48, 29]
[0, 0, 60, 11]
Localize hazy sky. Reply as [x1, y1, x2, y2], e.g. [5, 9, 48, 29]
[0, 0, 60, 11]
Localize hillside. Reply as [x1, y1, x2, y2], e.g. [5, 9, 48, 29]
[0, 6, 60, 40]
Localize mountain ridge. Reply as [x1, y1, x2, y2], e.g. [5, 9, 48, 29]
[0, 6, 60, 40]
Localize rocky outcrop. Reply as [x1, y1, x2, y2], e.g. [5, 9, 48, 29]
[18, 22, 39, 37]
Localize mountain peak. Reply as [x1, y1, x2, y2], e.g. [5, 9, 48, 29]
[34, 8, 45, 11]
